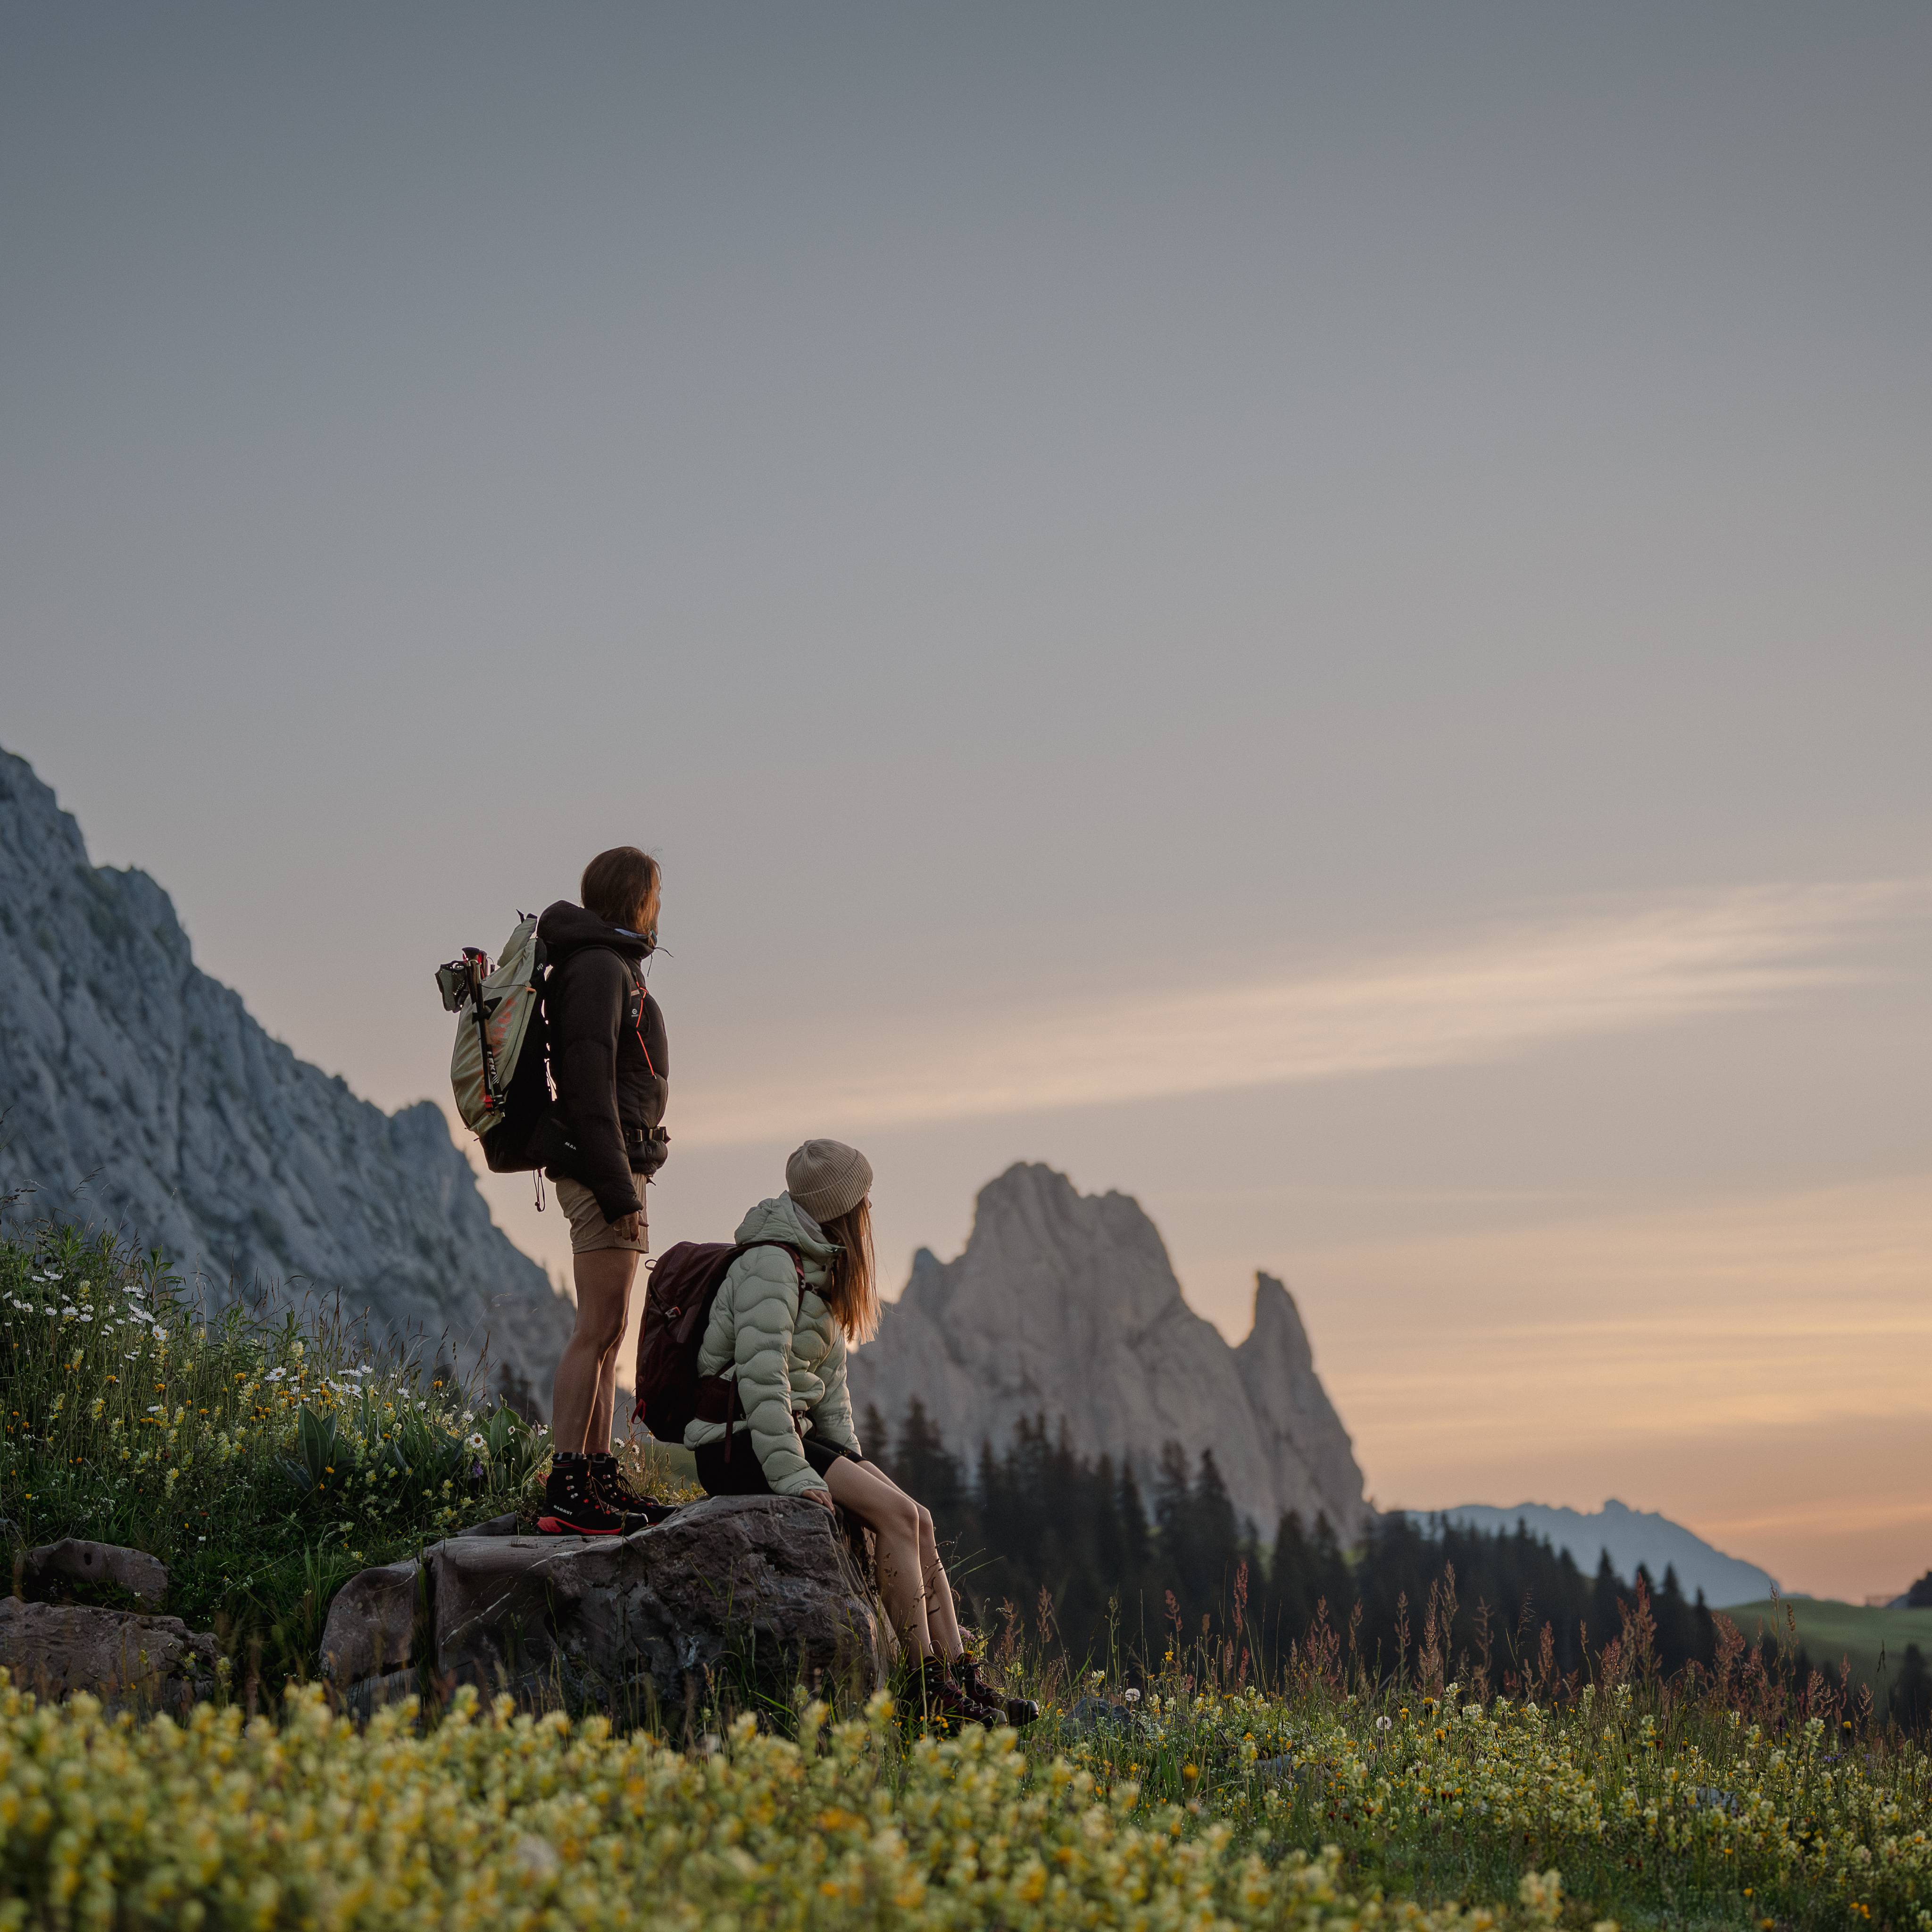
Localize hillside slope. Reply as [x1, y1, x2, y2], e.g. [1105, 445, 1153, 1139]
[1441, 1499, 1777, 1607]
[1723, 1598, 1932, 1696]
[0, 748, 572, 1407]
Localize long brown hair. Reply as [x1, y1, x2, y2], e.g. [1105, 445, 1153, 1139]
[817, 1197, 879, 1343]
[580, 846, 662, 936]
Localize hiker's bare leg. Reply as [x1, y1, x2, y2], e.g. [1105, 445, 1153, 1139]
[864, 1460, 964, 1656]
[916, 1505, 966, 1657]
[824, 1455, 934, 1657]
[587, 1282, 634, 1455]
[550, 1249, 639, 1455]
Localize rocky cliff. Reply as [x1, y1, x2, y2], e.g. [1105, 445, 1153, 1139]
[848, 1163, 1369, 1537]
[0, 748, 573, 1407]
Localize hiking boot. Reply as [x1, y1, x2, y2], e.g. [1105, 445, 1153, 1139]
[589, 1452, 677, 1525]
[904, 1653, 1004, 1734]
[535, 1452, 628, 1536]
[957, 1651, 1040, 1728]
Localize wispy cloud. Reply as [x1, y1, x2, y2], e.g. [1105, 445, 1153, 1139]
[677, 880, 1926, 1145]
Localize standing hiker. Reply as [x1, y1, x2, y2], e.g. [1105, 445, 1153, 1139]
[534, 846, 672, 1535]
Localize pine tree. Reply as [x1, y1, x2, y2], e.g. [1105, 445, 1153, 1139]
[1267, 1510, 1313, 1651]
[1152, 1441, 1196, 1624]
[1590, 1549, 1624, 1660]
[1891, 1644, 1931, 1732]
[1186, 1449, 1241, 1617]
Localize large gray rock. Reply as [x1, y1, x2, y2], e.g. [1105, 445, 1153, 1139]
[24, 1537, 169, 1608]
[319, 1558, 422, 1683]
[330, 1497, 891, 1719]
[847, 1164, 1369, 1538]
[0, 1598, 217, 1710]
[0, 748, 573, 1409]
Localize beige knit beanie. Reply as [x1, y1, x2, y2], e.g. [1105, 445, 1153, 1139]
[785, 1139, 873, 1225]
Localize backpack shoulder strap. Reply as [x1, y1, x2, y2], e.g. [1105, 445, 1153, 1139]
[735, 1240, 805, 1284]
[566, 941, 658, 1078]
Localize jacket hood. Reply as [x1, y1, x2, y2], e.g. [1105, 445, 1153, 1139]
[734, 1193, 839, 1266]
[537, 900, 652, 968]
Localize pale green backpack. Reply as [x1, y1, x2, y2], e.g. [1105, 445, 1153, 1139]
[435, 914, 551, 1172]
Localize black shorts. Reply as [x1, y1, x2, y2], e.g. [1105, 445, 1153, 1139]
[695, 1430, 862, 1498]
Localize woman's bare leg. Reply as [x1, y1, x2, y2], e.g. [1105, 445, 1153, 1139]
[586, 1270, 636, 1455]
[917, 1506, 965, 1657]
[851, 1463, 964, 1654]
[550, 1249, 639, 1455]
[824, 1456, 937, 1657]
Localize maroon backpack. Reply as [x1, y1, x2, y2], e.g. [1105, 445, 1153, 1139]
[633, 1240, 803, 1443]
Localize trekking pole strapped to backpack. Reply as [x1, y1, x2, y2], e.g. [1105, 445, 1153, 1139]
[435, 913, 553, 1172]
[437, 948, 500, 1110]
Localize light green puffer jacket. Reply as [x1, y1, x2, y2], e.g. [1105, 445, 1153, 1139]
[682, 1193, 861, 1496]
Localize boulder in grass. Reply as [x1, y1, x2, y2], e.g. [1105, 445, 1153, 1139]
[339, 1668, 421, 1721]
[318, 1558, 423, 1684]
[0, 1598, 216, 1711]
[325, 1495, 893, 1722]
[25, 1538, 169, 1608]
[431, 1496, 894, 1718]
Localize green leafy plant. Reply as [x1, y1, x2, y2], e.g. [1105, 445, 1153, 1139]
[0, 1222, 550, 1679]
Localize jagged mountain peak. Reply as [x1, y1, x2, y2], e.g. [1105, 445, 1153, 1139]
[850, 1166, 1368, 1535]
[947, 1161, 1196, 1334]
[1240, 1272, 1314, 1369]
[0, 744, 572, 1408]
[1, 751, 79, 859]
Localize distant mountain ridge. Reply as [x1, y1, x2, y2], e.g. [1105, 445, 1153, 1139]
[1436, 1499, 1778, 1607]
[849, 1163, 1370, 1536]
[0, 748, 573, 1407]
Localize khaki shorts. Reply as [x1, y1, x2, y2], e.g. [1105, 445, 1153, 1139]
[555, 1176, 649, 1256]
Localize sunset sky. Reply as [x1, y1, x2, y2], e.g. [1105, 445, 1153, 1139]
[6, 5, 1928, 1600]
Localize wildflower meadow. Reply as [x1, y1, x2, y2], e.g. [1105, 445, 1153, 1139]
[1, 1222, 1929, 1929]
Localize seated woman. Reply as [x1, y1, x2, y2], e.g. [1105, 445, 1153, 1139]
[684, 1138, 1033, 1730]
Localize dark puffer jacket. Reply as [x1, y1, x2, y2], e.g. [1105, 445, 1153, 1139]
[536, 901, 669, 1224]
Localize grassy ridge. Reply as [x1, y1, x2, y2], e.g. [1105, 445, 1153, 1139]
[1720, 1603, 1932, 1701]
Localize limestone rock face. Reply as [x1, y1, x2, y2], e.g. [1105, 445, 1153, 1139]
[1234, 1273, 1368, 1538]
[847, 1164, 1368, 1537]
[0, 748, 573, 1408]
[325, 1497, 891, 1716]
